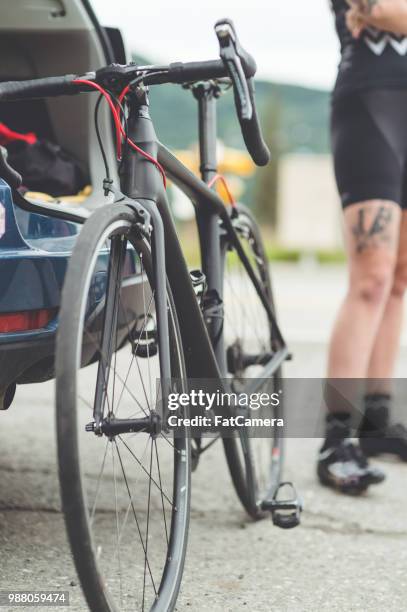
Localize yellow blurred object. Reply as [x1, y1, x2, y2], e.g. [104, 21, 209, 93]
[25, 185, 92, 204]
[24, 191, 55, 203]
[175, 145, 255, 177]
[175, 150, 196, 172]
[174, 143, 254, 204]
[219, 148, 255, 177]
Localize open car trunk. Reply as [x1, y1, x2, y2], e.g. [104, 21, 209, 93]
[0, 0, 123, 203]
[0, 1, 132, 407]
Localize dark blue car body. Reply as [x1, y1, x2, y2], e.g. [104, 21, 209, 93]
[0, 179, 146, 408]
[0, 180, 79, 400]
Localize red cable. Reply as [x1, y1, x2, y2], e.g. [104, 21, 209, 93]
[116, 85, 130, 152]
[74, 79, 123, 154]
[118, 84, 130, 107]
[207, 174, 236, 207]
[73, 79, 166, 188]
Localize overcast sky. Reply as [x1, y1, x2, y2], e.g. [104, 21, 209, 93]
[91, 0, 340, 90]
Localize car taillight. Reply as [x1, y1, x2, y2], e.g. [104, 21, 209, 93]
[0, 308, 57, 333]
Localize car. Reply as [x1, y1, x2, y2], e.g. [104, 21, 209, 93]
[0, 0, 144, 409]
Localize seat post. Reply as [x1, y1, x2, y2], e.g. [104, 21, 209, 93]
[194, 82, 218, 183]
[192, 83, 227, 375]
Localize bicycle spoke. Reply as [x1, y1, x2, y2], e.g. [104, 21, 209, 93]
[115, 441, 157, 596]
[78, 394, 95, 411]
[111, 443, 123, 606]
[114, 291, 155, 417]
[224, 225, 272, 378]
[84, 327, 148, 418]
[142, 440, 154, 610]
[118, 436, 173, 507]
[110, 437, 151, 565]
[90, 439, 110, 525]
[222, 210, 282, 518]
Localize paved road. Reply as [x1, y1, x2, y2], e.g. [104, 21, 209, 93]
[1, 263, 407, 611]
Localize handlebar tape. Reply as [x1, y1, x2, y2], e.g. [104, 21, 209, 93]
[0, 75, 78, 101]
[238, 79, 271, 167]
[214, 19, 270, 166]
[159, 55, 256, 86]
[162, 61, 227, 84]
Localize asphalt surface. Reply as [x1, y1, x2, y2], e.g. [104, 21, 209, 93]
[1, 263, 407, 611]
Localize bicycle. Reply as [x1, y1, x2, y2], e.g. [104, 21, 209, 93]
[0, 18, 301, 612]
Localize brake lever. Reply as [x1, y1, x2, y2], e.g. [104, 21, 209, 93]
[215, 21, 253, 121]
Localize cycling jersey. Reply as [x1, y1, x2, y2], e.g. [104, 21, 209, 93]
[332, 0, 407, 98]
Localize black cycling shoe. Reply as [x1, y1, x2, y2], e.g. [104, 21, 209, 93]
[360, 423, 407, 461]
[317, 438, 386, 495]
[359, 398, 407, 461]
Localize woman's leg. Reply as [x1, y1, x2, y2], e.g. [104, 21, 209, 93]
[318, 200, 400, 493]
[367, 210, 407, 383]
[327, 200, 400, 383]
[358, 211, 407, 460]
[320, 91, 406, 491]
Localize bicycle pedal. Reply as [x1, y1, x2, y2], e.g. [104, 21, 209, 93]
[261, 481, 302, 529]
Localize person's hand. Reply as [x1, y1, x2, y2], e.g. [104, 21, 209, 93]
[346, 0, 407, 37]
[346, 2, 368, 38]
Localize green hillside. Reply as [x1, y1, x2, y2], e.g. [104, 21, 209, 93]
[148, 76, 331, 155]
[131, 53, 332, 235]
[133, 52, 331, 154]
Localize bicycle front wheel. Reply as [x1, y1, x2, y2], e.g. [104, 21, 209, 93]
[221, 204, 284, 519]
[56, 204, 190, 612]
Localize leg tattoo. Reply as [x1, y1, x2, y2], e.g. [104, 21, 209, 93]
[352, 206, 394, 253]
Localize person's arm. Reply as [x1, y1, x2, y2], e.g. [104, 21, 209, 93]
[346, 0, 407, 37]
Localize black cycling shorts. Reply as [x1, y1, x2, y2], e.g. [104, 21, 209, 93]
[331, 89, 407, 209]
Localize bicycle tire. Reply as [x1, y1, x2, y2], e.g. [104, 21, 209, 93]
[221, 204, 284, 519]
[56, 203, 191, 611]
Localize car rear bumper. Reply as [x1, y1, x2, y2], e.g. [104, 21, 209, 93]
[0, 324, 57, 389]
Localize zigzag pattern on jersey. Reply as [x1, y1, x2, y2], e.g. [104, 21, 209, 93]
[363, 27, 407, 55]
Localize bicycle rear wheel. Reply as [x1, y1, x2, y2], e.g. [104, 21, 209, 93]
[56, 203, 190, 611]
[221, 204, 284, 519]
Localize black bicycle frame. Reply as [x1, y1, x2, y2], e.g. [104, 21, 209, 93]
[120, 85, 288, 389]
[14, 84, 288, 393]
